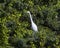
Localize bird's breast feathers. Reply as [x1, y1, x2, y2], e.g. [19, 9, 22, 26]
[31, 22, 38, 32]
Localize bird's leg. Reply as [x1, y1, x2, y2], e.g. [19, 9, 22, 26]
[32, 32, 36, 38]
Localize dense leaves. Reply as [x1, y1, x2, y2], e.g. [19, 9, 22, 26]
[0, 0, 60, 48]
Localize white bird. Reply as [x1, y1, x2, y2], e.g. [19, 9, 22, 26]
[27, 11, 38, 32]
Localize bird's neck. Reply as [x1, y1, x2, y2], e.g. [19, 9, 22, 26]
[29, 13, 33, 23]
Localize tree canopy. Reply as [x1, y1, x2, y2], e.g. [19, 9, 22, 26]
[0, 0, 60, 48]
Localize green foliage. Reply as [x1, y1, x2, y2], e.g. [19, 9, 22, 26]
[0, 0, 60, 48]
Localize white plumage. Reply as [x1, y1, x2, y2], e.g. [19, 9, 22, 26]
[27, 11, 38, 32]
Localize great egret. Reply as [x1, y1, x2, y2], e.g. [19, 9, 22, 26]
[27, 11, 38, 32]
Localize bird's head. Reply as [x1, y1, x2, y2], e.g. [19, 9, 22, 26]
[27, 11, 30, 14]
